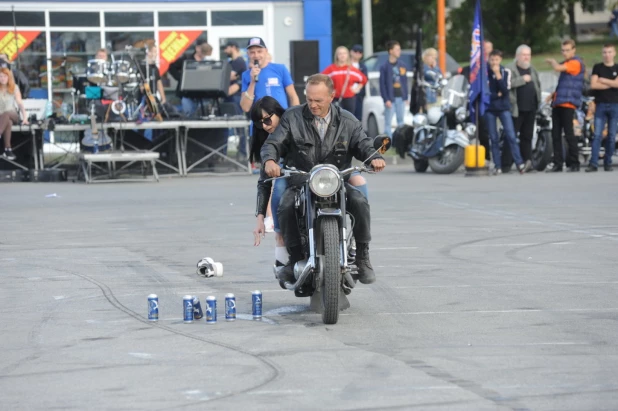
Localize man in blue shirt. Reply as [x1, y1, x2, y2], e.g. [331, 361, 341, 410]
[240, 37, 299, 113]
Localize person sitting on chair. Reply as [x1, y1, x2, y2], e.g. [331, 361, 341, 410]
[0, 67, 29, 161]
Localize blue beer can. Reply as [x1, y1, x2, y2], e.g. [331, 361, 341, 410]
[148, 294, 159, 321]
[192, 296, 203, 320]
[183, 295, 194, 323]
[252, 290, 262, 320]
[205, 296, 217, 324]
[225, 293, 236, 321]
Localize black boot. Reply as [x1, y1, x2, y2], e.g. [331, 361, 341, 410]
[278, 246, 303, 284]
[355, 243, 376, 284]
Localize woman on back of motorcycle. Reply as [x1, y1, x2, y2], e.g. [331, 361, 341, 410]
[251, 96, 369, 266]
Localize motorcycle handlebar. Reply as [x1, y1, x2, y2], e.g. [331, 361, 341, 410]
[264, 165, 373, 182]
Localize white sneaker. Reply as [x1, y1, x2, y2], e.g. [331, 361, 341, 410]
[265, 216, 274, 233]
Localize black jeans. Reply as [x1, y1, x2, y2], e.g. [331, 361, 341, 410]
[478, 114, 491, 160]
[514, 110, 536, 162]
[353, 94, 364, 121]
[552, 106, 579, 167]
[337, 97, 356, 115]
[278, 184, 371, 250]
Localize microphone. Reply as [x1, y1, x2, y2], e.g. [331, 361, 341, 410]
[254, 60, 259, 82]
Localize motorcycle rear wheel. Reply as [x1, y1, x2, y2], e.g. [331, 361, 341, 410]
[320, 216, 341, 325]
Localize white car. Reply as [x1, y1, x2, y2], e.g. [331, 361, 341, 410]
[361, 71, 414, 137]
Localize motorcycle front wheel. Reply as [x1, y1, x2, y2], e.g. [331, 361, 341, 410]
[320, 216, 341, 325]
[428, 144, 465, 174]
[413, 159, 429, 172]
[532, 130, 553, 171]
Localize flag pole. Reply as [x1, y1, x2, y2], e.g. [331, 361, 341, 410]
[475, 100, 479, 169]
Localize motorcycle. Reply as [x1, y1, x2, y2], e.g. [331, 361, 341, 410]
[394, 74, 475, 174]
[500, 98, 553, 172]
[265, 136, 391, 325]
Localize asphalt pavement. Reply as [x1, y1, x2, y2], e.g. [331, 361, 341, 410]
[1, 165, 617, 410]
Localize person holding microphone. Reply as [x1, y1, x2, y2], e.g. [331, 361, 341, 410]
[240, 37, 299, 113]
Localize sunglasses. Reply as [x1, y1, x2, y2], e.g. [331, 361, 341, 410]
[256, 112, 275, 129]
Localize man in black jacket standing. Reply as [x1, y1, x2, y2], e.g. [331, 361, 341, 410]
[261, 74, 386, 285]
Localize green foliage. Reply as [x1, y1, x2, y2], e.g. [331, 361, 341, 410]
[332, 0, 601, 63]
[447, 0, 566, 62]
[332, 0, 438, 57]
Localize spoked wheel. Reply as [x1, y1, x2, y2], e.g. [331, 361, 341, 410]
[320, 216, 341, 325]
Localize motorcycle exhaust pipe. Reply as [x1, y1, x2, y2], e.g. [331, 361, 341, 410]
[283, 259, 314, 290]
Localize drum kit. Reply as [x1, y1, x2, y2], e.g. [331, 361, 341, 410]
[69, 47, 152, 152]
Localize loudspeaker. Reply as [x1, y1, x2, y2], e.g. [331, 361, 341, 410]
[290, 41, 319, 85]
[180, 60, 231, 98]
[294, 84, 306, 105]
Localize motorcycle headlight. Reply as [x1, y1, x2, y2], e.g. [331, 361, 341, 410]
[465, 123, 477, 137]
[309, 165, 341, 198]
[455, 107, 467, 123]
[413, 113, 428, 128]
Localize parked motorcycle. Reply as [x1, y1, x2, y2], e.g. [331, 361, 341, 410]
[501, 98, 553, 172]
[266, 136, 391, 325]
[394, 74, 475, 174]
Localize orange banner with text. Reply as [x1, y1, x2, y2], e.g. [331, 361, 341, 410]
[0, 31, 41, 62]
[158, 31, 202, 75]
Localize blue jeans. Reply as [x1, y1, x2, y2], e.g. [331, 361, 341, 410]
[271, 176, 287, 233]
[384, 97, 405, 137]
[485, 110, 523, 169]
[181, 97, 211, 118]
[590, 102, 618, 167]
[611, 21, 618, 37]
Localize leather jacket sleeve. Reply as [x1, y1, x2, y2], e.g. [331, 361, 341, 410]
[349, 119, 384, 164]
[255, 167, 272, 217]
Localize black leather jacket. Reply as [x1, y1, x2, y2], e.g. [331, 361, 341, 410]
[255, 103, 382, 216]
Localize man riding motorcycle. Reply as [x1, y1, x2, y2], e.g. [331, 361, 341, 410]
[261, 74, 386, 285]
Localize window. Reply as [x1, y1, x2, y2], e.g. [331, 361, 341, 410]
[0, 12, 45, 27]
[13, 32, 46, 91]
[104, 12, 154, 27]
[212, 11, 263, 26]
[50, 12, 100, 27]
[368, 78, 380, 97]
[106, 32, 155, 54]
[218, 37, 251, 61]
[49, 32, 101, 91]
[159, 12, 207, 27]
[587, 0, 606, 12]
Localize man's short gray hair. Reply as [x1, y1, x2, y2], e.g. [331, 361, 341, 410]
[515, 44, 531, 57]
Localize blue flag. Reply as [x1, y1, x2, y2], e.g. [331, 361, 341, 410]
[468, 0, 489, 124]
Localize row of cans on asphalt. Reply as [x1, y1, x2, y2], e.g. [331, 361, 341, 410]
[147, 291, 262, 323]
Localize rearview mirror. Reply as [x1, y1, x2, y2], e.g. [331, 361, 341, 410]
[374, 135, 392, 154]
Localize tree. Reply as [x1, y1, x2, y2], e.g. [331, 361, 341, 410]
[447, 0, 565, 62]
[560, 0, 598, 40]
[332, 0, 439, 56]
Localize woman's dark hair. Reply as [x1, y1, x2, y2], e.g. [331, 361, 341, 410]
[249, 96, 286, 163]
